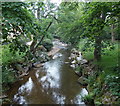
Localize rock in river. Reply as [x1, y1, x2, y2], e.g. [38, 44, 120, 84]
[78, 76, 88, 86]
[33, 62, 44, 68]
[80, 59, 88, 65]
[75, 71, 82, 77]
[52, 53, 62, 59]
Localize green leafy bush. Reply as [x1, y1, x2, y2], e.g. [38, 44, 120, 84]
[1, 44, 26, 86]
[1, 44, 25, 65]
[81, 93, 94, 105]
[2, 67, 16, 85]
[105, 75, 120, 97]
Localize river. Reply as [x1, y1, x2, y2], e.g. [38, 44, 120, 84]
[6, 39, 88, 104]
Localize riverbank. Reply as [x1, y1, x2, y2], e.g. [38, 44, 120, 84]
[2, 39, 88, 104]
[2, 39, 119, 105]
[1, 39, 65, 103]
[75, 40, 120, 105]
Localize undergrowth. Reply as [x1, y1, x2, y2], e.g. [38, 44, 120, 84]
[78, 39, 120, 104]
[1, 44, 26, 87]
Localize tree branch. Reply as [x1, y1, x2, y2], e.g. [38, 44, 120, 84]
[33, 21, 53, 53]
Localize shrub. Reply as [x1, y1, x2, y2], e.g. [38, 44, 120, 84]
[81, 93, 95, 105]
[1, 44, 26, 86]
[1, 44, 25, 65]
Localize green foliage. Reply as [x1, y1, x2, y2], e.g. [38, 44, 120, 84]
[1, 44, 25, 86]
[95, 42, 119, 72]
[2, 2, 34, 39]
[78, 39, 119, 103]
[81, 93, 94, 105]
[2, 66, 16, 85]
[2, 2, 42, 53]
[1, 44, 25, 66]
[56, 2, 119, 61]
[1, 1, 56, 89]
[105, 75, 120, 97]
[42, 38, 53, 51]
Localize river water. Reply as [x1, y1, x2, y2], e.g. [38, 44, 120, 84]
[7, 40, 88, 104]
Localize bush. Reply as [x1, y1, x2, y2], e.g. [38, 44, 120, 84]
[81, 93, 95, 105]
[1, 44, 26, 86]
[1, 44, 25, 65]
[105, 75, 120, 97]
[2, 66, 16, 85]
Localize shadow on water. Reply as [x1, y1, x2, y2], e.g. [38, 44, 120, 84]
[7, 43, 88, 104]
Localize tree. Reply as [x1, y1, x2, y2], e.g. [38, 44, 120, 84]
[56, 2, 120, 61]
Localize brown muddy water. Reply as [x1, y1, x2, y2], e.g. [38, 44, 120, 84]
[7, 41, 88, 104]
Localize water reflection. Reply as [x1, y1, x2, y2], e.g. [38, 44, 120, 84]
[41, 59, 62, 89]
[8, 42, 88, 104]
[13, 77, 33, 104]
[52, 91, 66, 104]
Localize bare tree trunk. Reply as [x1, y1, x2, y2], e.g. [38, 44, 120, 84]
[111, 24, 115, 42]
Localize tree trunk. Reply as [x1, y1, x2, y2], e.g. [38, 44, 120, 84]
[30, 39, 37, 52]
[111, 24, 115, 42]
[94, 10, 106, 61]
[94, 36, 102, 61]
[32, 21, 53, 54]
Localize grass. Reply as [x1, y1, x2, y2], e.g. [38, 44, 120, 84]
[95, 42, 119, 76]
[78, 39, 119, 72]
[78, 39, 119, 76]
[77, 38, 94, 61]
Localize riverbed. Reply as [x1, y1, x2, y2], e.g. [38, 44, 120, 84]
[6, 39, 88, 104]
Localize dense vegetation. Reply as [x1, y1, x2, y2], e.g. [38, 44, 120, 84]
[1, 1, 120, 105]
[56, 2, 120, 104]
[1, 2, 55, 88]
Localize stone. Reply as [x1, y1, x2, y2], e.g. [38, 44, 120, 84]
[33, 62, 44, 68]
[52, 53, 62, 59]
[0, 95, 7, 99]
[80, 59, 88, 65]
[76, 56, 82, 61]
[78, 76, 88, 86]
[65, 61, 69, 64]
[38, 52, 50, 62]
[71, 60, 76, 64]
[70, 64, 76, 68]
[70, 53, 76, 59]
[15, 64, 24, 72]
[75, 71, 82, 76]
